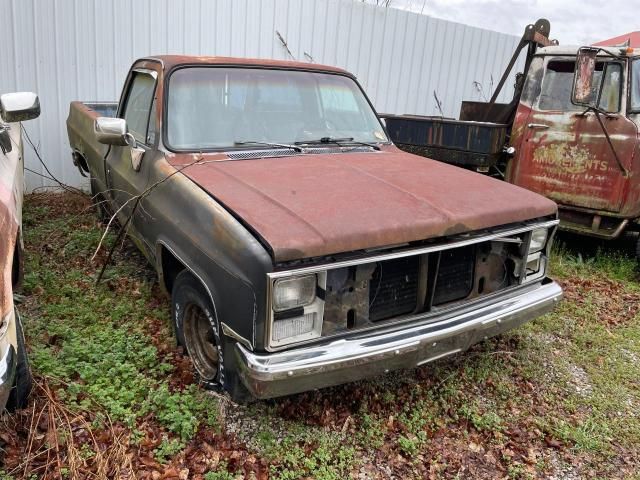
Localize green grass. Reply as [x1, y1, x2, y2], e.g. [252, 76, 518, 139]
[19, 197, 221, 466]
[8, 194, 640, 479]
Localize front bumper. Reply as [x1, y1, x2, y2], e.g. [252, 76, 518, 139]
[235, 279, 562, 399]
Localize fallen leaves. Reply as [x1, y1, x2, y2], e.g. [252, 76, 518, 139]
[560, 277, 640, 326]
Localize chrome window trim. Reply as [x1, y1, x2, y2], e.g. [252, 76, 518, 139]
[264, 219, 559, 351]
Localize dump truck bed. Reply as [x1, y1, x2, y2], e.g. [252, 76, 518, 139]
[382, 114, 508, 171]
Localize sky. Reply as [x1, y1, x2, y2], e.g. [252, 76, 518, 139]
[371, 0, 639, 45]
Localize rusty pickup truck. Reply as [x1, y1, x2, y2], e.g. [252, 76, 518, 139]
[67, 56, 562, 401]
[1, 91, 40, 411]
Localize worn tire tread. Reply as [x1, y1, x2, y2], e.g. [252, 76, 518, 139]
[171, 270, 252, 403]
[6, 311, 32, 411]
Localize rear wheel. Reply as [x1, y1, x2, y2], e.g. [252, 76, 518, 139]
[171, 270, 251, 403]
[6, 310, 32, 411]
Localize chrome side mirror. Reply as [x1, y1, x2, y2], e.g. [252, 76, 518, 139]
[95, 117, 133, 146]
[0, 92, 40, 123]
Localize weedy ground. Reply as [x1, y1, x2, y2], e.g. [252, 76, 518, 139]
[1, 193, 639, 479]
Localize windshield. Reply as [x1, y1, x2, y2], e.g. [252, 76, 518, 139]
[166, 67, 388, 150]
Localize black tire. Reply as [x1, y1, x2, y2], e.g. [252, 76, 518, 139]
[171, 270, 251, 403]
[6, 310, 32, 411]
[636, 234, 640, 263]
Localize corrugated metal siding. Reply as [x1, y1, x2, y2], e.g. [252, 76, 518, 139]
[0, 0, 523, 191]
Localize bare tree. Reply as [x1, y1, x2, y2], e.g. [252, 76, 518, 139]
[360, 0, 394, 7]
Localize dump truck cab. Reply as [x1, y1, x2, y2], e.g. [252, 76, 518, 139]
[507, 45, 640, 239]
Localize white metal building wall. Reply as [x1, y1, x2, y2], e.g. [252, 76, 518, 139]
[0, 0, 523, 191]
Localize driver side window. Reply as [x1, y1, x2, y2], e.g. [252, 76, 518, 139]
[122, 72, 157, 145]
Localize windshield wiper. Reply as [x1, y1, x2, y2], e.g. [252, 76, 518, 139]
[295, 137, 380, 151]
[234, 140, 304, 153]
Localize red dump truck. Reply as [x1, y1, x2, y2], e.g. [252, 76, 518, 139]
[384, 20, 640, 258]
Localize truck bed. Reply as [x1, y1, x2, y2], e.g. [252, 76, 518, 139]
[381, 114, 508, 171]
[66, 101, 118, 191]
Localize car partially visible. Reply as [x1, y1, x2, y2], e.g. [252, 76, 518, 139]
[0, 91, 40, 411]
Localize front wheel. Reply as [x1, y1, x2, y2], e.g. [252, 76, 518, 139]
[6, 310, 32, 411]
[171, 270, 251, 403]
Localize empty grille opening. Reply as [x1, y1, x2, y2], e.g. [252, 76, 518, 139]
[369, 257, 420, 322]
[347, 309, 356, 329]
[432, 246, 476, 306]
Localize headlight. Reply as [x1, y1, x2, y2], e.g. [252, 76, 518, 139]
[273, 274, 317, 312]
[272, 312, 319, 342]
[529, 228, 548, 253]
[270, 273, 325, 348]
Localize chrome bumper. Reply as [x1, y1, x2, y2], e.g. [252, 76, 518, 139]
[235, 279, 562, 399]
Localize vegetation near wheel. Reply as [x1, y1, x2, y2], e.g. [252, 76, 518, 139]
[172, 271, 223, 389]
[7, 310, 32, 411]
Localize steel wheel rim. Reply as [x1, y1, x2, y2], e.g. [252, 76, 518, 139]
[183, 303, 219, 381]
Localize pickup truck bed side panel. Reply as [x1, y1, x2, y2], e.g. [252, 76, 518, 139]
[66, 101, 117, 192]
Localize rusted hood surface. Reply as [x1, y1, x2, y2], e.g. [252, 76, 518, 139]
[172, 149, 557, 262]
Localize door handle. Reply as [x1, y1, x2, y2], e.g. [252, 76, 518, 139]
[527, 123, 549, 129]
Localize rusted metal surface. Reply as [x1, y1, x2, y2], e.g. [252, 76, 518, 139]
[67, 54, 560, 395]
[573, 48, 599, 105]
[0, 122, 21, 325]
[509, 108, 637, 212]
[487, 19, 556, 107]
[382, 115, 508, 170]
[459, 101, 512, 123]
[508, 49, 640, 229]
[171, 144, 556, 262]
[381, 19, 557, 173]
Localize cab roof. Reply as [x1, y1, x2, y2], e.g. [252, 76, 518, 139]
[537, 45, 640, 56]
[143, 55, 354, 77]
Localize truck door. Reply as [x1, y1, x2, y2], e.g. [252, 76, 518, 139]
[105, 67, 158, 231]
[508, 57, 637, 213]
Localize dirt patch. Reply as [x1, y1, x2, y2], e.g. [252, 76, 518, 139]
[559, 277, 640, 326]
[566, 363, 593, 397]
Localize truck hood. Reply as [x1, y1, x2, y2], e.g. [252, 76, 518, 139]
[174, 148, 557, 262]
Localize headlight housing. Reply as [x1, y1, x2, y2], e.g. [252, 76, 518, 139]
[269, 273, 326, 348]
[523, 227, 552, 282]
[529, 228, 548, 253]
[273, 275, 317, 311]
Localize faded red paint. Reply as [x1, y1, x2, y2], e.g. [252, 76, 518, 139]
[508, 100, 638, 214]
[594, 32, 640, 48]
[169, 144, 556, 262]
